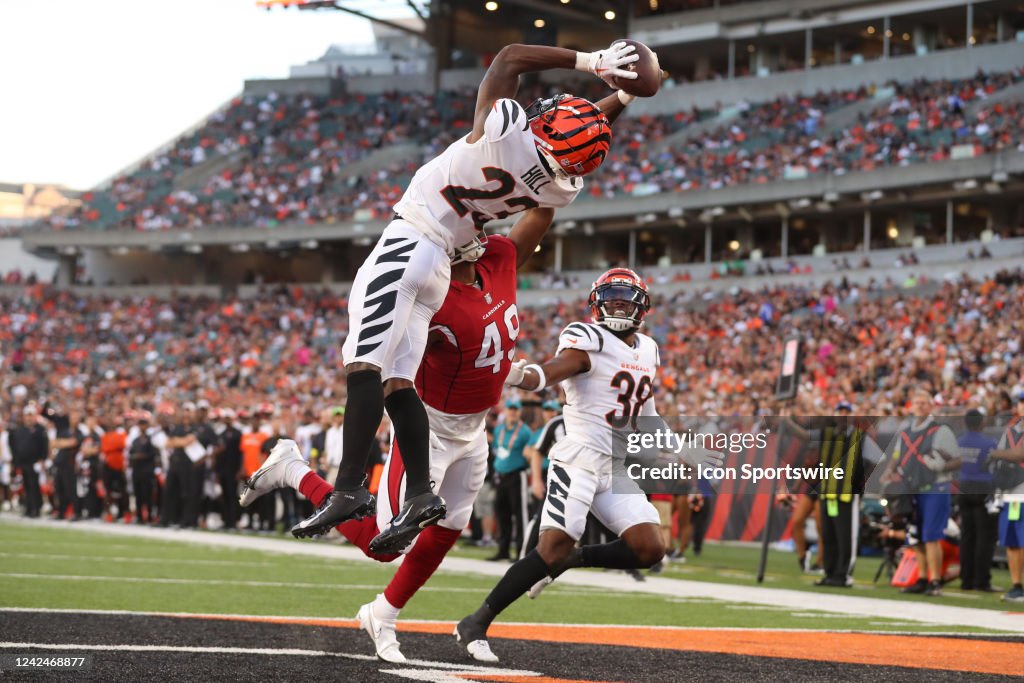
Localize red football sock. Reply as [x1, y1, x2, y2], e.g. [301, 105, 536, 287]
[383, 525, 461, 608]
[298, 471, 398, 562]
[337, 517, 400, 563]
[298, 471, 333, 507]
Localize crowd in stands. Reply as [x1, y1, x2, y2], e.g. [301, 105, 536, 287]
[588, 69, 1024, 198]
[44, 68, 1022, 233]
[0, 267, 1022, 511]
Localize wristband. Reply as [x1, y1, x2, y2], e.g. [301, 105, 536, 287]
[575, 51, 595, 73]
[524, 363, 546, 392]
[617, 90, 636, 105]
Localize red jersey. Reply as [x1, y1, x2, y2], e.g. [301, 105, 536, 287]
[417, 235, 519, 414]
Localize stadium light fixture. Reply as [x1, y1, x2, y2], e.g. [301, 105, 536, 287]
[534, 18, 545, 28]
[866, 25, 876, 35]
[184, 244, 203, 254]
[861, 190, 883, 202]
[992, 171, 1009, 183]
[728, 240, 741, 251]
[485, 1, 498, 11]
[667, 206, 684, 218]
[560, 0, 570, 4]
[788, 198, 811, 209]
[604, 10, 616, 20]
[230, 243, 251, 253]
[823, 191, 840, 202]
[301, 239, 319, 249]
[887, 226, 899, 239]
[710, 206, 726, 217]
[953, 179, 978, 191]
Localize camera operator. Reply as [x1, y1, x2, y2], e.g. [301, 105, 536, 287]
[956, 409, 999, 592]
[879, 389, 961, 597]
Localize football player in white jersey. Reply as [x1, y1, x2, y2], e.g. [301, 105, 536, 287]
[455, 268, 722, 662]
[294, 41, 648, 555]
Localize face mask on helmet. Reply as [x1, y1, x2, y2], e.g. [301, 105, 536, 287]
[527, 94, 611, 178]
[452, 232, 487, 265]
[588, 271, 650, 333]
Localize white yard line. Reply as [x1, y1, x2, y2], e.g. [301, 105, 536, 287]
[4, 516, 1023, 633]
[0, 641, 543, 676]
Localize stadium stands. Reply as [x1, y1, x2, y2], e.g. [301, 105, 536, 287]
[42, 69, 1022, 236]
[2, 265, 1022, 424]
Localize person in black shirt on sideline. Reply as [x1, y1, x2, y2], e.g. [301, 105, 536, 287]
[9, 405, 48, 517]
[212, 408, 243, 531]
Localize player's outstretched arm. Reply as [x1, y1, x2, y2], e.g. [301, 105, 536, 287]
[508, 207, 555, 269]
[506, 349, 591, 391]
[470, 41, 638, 143]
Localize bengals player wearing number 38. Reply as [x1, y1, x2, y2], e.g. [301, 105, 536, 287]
[455, 269, 725, 662]
[291, 40, 648, 555]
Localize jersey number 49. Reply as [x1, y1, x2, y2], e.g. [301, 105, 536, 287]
[474, 304, 520, 374]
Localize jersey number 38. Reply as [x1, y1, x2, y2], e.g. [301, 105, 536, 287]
[606, 370, 653, 429]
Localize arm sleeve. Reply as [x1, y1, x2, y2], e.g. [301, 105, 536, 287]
[483, 99, 529, 142]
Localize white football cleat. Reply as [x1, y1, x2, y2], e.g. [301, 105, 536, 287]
[454, 616, 499, 663]
[528, 576, 553, 599]
[239, 438, 304, 508]
[356, 602, 406, 663]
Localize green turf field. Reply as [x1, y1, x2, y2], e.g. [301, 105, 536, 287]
[0, 521, 1014, 634]
[450, 539, 1024, 612]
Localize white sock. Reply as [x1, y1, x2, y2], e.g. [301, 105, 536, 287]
[372, 593, 401, 625]
[284, 460, 313, 490]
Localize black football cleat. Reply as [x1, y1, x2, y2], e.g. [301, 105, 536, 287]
[368, 492, 447, 554]
[453, 615, 498, 663]
[291, 487, 375, 539]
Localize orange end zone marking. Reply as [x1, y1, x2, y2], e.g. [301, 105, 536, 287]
[178, 613, 1022, 676]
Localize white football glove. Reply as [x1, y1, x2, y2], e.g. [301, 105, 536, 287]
[576, 41, 639, 88]
[679, 446, 725, 471]
[505, 359, 529, 387]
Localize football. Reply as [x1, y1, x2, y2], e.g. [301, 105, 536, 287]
[610, 39, 662, 98]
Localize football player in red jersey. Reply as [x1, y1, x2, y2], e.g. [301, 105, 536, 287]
[239, 206, 553, 662]
[240, 77, 643, 665]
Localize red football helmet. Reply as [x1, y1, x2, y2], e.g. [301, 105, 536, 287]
[588, 268, 651, 333]
[528, 94, 611, 178]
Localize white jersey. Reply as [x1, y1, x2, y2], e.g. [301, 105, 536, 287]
[394, 98, 581, 254]
[555, 322, 661, 459]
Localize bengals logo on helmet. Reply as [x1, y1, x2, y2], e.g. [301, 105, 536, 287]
[528, 94, 611, 178]
[588, 267, 650, 333]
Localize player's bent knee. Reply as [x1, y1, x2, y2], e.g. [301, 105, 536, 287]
[536, 529, 575, 567]
[347, 361, 382, 375]
[383, 377, 415, 396]
[624, 524, 665, 568]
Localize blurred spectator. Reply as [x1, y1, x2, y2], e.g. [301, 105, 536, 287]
[956, 408, 999, 592]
